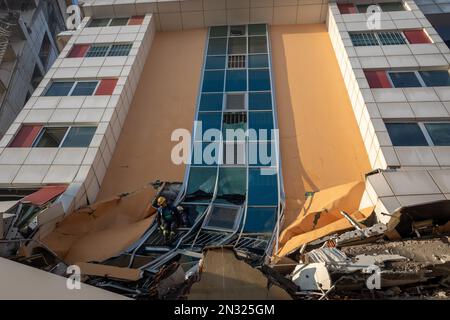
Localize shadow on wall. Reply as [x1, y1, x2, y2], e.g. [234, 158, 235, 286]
[96, 29, 207, 202]
[270, 24, 371, 228]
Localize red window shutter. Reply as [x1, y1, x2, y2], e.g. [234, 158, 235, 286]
[67, 44, 90, 58]
[21, 185, 67, 206]
[95, 79, 118, 95]
[364, 70, 392, 88]
[8, 125, 42, 147]
[403, 30, 432, 44]
[128, 15, 145, 25]
[337, 3, 357, 14]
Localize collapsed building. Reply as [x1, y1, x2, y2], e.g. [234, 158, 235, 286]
[0, 0, 450, 299]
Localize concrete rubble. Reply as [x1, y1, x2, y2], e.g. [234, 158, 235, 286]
[0, 181, 449, 300]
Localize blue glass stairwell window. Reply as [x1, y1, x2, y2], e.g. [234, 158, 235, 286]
[248, 168, 278, 206]
[199, 93, 223, 111]
[243, 207, 277, 233]
[226, 70, 247, 91]
[195, 113, 222, 141]
[248, 111, 274, 140]
[210, 26, 228, 37]
[192, 141, 220, 165]
[207, 38, 227, 55]
[205, 55, 226, 69]
[248, 141, 275, 166]
[202, 70, 224, 92]
[249, 69, 271, 91]
[249, 92, 272, 110]
[216, 167, 246, 205]
[228, 37, 246, 54]
[249, 36, 267, 53]
[248, 24, 266, 36]
[185, 166, 217, 203]
[249, 54, 269, 68]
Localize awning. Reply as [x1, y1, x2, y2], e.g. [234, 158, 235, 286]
[277, 181, 373, 257]
[21, 185, 67, 206]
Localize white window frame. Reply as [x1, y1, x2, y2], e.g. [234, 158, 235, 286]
[202, 204, 243, 232]
[386, 70, 427, 88]
[31, 125, 98, 148]
[88, 17, 130, 28]
[85, 43, 133, 58]
[44, 80, 101, 97]
[386, 121, 450, 146]
[349, 30, 408, 46]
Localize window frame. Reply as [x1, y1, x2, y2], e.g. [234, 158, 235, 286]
[44, 80, 101, 97]
[387, 70, 425, 88]
[202, 204, 244, 232]
[350, 30, 409, 47]
[31, 125, 97, 148]
[385, 121, 450, 146]
[88, 17, 131, 28]
[84, 43, 133, 58]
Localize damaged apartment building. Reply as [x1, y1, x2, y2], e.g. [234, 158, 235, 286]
[0, 0, 449, 299]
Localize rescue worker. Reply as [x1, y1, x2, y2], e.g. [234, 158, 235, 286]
[156, 196, 177, 241]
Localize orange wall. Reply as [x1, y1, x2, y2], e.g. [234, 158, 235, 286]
[270, 24, 371, 227]
[97, 29, 207, 200]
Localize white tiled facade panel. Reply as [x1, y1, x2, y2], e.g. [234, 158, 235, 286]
[0, 14, 156, 217]
[328, 1, 450, 221]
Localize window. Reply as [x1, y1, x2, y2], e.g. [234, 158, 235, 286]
[365, 70, 392, 88]
[249, 112, 274, 140]
[249, 36, 267, 53]
[223, 141, 246, 165]
[31, 65, 43, 89]
[208, 38, 227, 55]
[89, 18, 110, 27]
[86, 44, 110, 57]
[108, 44, 133, 57]
[29, 126, 97, 148]
[228, 55, 246, 68]
[202, 70, 225, 92]
[203, 205, 241, 231]
[225, 93, 246, 111]
[109, 18, 130, 26]
[249, 92, 272, 110]
[44, 80, 117, 96]
[388, 72, 422, 87]
[424, 123, 450, 146]
[419, 70, 450, 87]
[67, 44, 90, 58]
[386, 123, 428, 146]
[216, 167, 246, 205]
[249, 54, 269, 68]
[226, 70, 247, 91]
[185, 167, 217, 202]
[33, 127, 68, 147]
[377, 31, 406, 45]
[228, 37, 246, 54]
[61, 127, 96, 147]
[350, 33, 380, 46]
[88, 17, 145, 28]
[403, 30, 432, 44]
[199, 93, 223, 111]
[230, 25, 246, 36]
[248, 24, 266, 36]
[248, 168, 278, 206]
[8, 125, 42, 147]
[222, 113, 247, 137]
[195, 113, 222, 140]
[45, 82, 74, 96]
[71, 81, 98, 96]
[249, 69, 271, 91]
[243, 207, 277, 233]
[210, 26, 228, 37]
[205, 56, 226, 70]
[192, 141, 219, 166]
